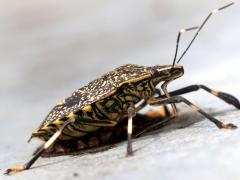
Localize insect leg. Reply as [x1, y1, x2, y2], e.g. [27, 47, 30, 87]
[4, 120, 73, 175]
[135, 101, 147, 112]
[148, 96, 238, 129]
[155, 88, 171, 116]
[161, 80, 178, 116]
[159, 85, 240, 109]
[135, 88, 162, 112]
[135, 89, 171, 116]
[127, 107, 136, 156]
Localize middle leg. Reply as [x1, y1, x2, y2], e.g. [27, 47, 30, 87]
[126, 107, 136, 156]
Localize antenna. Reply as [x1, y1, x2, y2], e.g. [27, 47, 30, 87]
[173, 2, 234, 64]
[172, 26, 198, 67]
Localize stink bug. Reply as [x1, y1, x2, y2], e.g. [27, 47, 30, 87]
[5, 2, 239, 175]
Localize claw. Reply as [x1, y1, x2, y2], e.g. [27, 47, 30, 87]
[126, 151, 134, 157]
[4, 166, 25, 175]
[220, 123, 238, 130]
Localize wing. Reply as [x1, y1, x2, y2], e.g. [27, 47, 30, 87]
[40, 64, 151, 127]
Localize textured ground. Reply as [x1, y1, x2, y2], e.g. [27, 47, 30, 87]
[1, 0, 240, 180]
[2, 105, 240, 180]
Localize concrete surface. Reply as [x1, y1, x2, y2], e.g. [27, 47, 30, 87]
[1, 0, 240, 180]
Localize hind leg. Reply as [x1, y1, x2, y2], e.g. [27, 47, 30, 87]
[5, 120, 73, 175]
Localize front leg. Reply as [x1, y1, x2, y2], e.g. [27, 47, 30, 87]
[158, 85, 240, 109]
[148, 96, 237, 129]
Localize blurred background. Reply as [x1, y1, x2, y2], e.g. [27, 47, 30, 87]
[0, 0, 239, 179]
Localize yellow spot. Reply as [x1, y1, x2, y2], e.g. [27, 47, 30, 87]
[211, 90, 219, 96]
[41, 126, 51, 131]
[44, 131, 61, 149]
[82, 105, 92, 112]
[212, 9, 219, 14]
[128, 117, 133, 134]
[159, 106, 167, 117]
[4, 166, 25, 175]
[191, 104, 200, 111]
[31, 131, 40, 136]
[54, 119, 63, 125]
[180, 29, 186, 33]
[67, 112, 77, 119]
[147, 110, 164, 118]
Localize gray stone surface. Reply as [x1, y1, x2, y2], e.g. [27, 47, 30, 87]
[1, 1, 240, 180]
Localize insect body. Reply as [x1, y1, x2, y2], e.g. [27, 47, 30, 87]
[5, 2, 240, 175]
[32, 64, 183, 141]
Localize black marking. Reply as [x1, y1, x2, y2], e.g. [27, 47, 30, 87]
[64, 125, 84, 137]
[91, 105, 105, 119]
[95, 102, 111, 119]
[70, 123, 93, 133]
[65, 96, 80, 108]
[62, 131, 79, 139]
